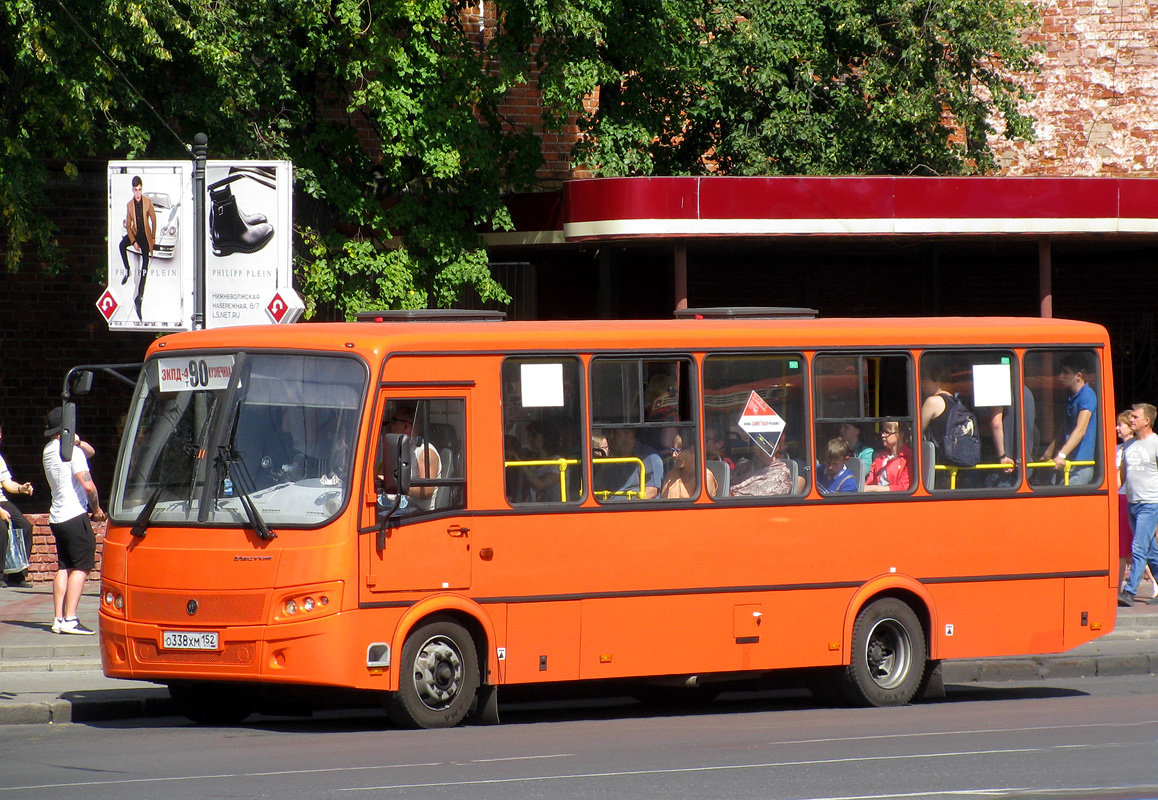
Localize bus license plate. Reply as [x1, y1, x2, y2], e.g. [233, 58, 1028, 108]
[162, 631, 219, 651]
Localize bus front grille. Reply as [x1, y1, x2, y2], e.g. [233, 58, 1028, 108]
[130, 590, 267, 625]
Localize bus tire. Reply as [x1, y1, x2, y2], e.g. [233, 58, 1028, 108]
[168, 682, 255, 725]
[839, 598, 926, 707]
[387, 616, 480, 729]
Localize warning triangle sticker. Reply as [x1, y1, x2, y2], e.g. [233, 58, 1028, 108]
[738, 390, 786, 457]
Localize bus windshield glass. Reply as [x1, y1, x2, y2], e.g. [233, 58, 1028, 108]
[111, 352, 366, 527]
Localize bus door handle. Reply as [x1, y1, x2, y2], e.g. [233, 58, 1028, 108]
[447, 525, 470, 537]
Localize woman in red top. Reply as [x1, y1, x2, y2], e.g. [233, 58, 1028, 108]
[865, 421, 913, 492]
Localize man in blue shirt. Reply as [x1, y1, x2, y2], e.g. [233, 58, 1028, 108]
[598, 427, 663, 500]
[1048, 355, 1098, 486]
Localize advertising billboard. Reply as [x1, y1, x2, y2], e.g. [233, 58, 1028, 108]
[102, 161, 194, 330]
[101, 159, 303, 331]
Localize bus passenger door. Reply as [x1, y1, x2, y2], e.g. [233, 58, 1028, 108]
[363, 395, 471, 594]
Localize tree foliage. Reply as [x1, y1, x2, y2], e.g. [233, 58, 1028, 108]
[526, 0, 1040, 176]
[2, 0, 1040, 314]
[1, 0, 542, 314]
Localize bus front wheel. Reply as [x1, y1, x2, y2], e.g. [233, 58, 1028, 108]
[168, 682, 255, 725]
[839, 598, 926, 707]
[387, 617, 480, 729]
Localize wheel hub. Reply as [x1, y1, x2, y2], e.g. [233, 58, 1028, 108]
[412, 637, 464, 710]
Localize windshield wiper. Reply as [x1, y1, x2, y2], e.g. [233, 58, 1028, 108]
[216, 446, 276, 541]
[130, 486, 165, 538]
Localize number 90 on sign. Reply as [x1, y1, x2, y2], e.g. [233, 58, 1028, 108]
[156, 355, 236, 394]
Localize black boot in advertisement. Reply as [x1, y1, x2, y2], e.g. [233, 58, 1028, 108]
[209, 183, 274, 256]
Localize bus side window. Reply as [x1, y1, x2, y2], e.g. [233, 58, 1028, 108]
[919, 350, 1021, 492]
[377, 398, 466, 515]
[590, 357, 696, 502]
[501, 358, 585, 505]
[813, 353, 914, 497]
[704, 353, 808, 499]
[1026, 349, 1101, 490]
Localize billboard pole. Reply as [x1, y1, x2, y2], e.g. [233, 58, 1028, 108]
[192, 133, 208, 330]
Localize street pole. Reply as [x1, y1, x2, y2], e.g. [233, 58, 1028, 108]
[192, 133, 208, 330]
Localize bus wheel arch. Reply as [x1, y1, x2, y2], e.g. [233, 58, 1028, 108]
[838, 593, 929, 707]
[387, 604, 492, 729]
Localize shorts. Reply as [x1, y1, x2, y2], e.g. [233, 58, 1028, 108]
[49, 514, 96, 572]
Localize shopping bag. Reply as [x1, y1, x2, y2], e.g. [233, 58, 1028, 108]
[3, 522, 28, 574]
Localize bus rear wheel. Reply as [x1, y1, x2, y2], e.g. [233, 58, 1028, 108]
[168, 682, 255, 725]
[387, 617, 480, 729]
[839, 598, 926, 707]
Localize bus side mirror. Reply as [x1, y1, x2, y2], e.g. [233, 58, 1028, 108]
[386, 433, 412, 496]
[59, 403, 78, 462]
[70, 370, 94, 397]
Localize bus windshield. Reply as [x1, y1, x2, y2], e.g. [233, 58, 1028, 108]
[110, 352, 367, 527]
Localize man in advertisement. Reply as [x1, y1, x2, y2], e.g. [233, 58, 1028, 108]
[118, 175, 156, 320]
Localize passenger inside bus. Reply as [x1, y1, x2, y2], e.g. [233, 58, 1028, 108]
[865, 421, 913, 492]
[730, 436, 794, 497]
[595, 426, 662, 500]
[817, 437, 858, 494]
[660, 432, 717, 498]
[839, 421, 875, 473]
[520, 418, 569, 502]
[378, 401, 442, 511]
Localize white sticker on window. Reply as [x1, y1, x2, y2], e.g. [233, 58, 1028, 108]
[520, 363, 565, 407]
[156, 355, 236, 393]
[972, 363, 1013, 407]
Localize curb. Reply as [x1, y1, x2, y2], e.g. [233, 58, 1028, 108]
[943, 652, 1157, 683]
[0, 689, 174, 725]
[1, 652, 1154, 726]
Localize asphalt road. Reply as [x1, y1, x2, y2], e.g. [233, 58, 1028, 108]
[2, 676, 1157, 800]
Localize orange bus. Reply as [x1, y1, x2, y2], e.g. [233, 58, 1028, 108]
[92, 310, 1118, 727]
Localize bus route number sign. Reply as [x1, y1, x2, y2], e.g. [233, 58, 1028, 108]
[157, 355, 236, 393]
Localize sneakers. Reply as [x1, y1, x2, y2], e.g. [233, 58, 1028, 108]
[1118, 591, 1136, 608]
[55, 617, 96, 636]
[51, 617, 63, 633]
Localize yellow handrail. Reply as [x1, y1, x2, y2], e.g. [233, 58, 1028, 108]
[592, 456, 647, 500]
[933, 460, 1096, 489]
[504, 458, 580, 502]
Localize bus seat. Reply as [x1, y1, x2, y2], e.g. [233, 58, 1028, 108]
[845, 457, 866, 492]
[706, 459, 730, 496]
[922, 440, 936, 488]
[424, 422, 459, 510]
[788, 458, 800, 494]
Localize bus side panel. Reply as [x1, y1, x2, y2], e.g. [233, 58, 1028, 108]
[502, 601, 581, 683]
[927, 579, 1062, 660]
[1063, 575, 1116, 649]
[577, 592, 846, 680]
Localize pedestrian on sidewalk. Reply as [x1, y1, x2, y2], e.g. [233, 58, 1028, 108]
[1119, 402, 1158, 607]
[41, 408, 103, 635]
[1117, 409, 1135, 588]
[0, 423, 36, 588]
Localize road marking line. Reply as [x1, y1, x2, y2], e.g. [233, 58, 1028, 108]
[777, 719, 1158, 745]
[339, 747, 1055, 791]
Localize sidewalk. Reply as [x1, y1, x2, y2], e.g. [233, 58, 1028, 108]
[2, 582, 1157, 725]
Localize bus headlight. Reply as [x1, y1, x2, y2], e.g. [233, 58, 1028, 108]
[101, 585, 125, 616]
[273, 582, 342, 623]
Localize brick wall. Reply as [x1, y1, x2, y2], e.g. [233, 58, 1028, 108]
[25, 514, 106, 585]
[997, 0, 1158, 175]
[0, 164, 145, 525]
